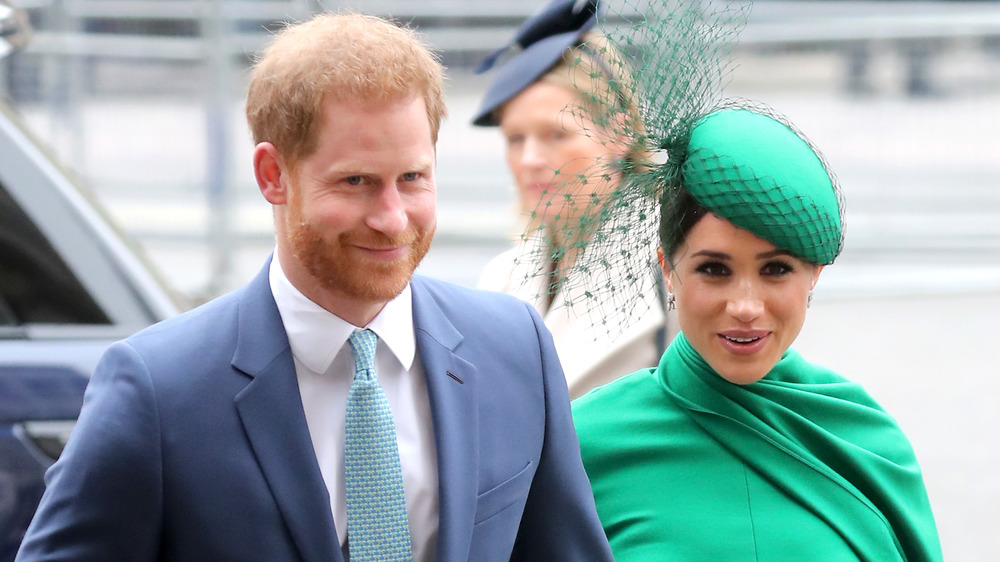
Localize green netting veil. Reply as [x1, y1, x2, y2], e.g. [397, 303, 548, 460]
[510, 0, 845, 339]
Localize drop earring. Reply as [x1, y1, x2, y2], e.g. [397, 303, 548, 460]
[666, 291, 676, 311]
[807, 290, 813, 308]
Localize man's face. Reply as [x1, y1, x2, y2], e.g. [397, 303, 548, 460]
[278, 95, 436, 319]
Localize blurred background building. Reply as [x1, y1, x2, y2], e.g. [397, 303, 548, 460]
[1, 1, 999, 559]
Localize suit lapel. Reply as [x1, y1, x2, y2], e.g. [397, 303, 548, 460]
[231, 260, 343, 562]
[410, 278, 479, 562]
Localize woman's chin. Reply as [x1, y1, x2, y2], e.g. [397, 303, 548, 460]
[710, 358, 776, 386]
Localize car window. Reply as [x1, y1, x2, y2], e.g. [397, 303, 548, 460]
[0, 180, 109, 325]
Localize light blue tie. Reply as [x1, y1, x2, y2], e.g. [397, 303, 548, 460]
[345, 329, 413, 561]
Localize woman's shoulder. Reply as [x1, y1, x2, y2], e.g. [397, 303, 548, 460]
[574, 366, 656, 400]
[773, 348, 847, 381]
[572, 368, 674, 432]
[771, 348, 886, 408]
[572, 367, 702, 469]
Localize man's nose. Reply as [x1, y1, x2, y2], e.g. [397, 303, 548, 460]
[366, 186, 408, 237]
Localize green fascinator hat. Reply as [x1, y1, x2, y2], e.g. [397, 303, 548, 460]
[681, 108, 844, 265]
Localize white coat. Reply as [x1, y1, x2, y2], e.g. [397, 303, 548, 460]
[478, 242, 675, 399]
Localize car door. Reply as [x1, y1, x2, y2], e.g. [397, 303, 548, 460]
[0, 100, 179, 560]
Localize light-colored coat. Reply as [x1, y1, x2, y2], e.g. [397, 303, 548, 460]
[479, 244, 675, 399]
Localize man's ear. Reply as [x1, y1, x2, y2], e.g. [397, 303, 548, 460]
[254, 142, 290, 205]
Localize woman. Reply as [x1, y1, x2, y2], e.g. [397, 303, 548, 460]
[473, 0, 672, 398]
[572, 106, 943, 560]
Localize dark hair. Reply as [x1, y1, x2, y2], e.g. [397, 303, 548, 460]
[658, 182, 708, 268]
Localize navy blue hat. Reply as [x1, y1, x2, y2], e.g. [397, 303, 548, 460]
[472, 0, 602, 127]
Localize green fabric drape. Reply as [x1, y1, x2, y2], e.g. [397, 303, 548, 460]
[573, 333, 942, 561]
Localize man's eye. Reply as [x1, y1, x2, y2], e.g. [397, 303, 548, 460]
[345, 176, 364, 185]
[402, 172, 419, 182]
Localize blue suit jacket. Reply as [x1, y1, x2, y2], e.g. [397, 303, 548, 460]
[16, 261, 613, 561]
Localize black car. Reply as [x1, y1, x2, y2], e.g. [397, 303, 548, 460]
[0, 6, 179, 555]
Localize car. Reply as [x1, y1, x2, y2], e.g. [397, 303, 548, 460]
[0, 5, 180, 557]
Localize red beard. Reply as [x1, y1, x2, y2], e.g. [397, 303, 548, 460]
[286, 206, 434, 304]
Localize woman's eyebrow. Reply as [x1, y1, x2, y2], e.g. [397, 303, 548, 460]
[690, 250, 730, 260]
[756, 249, 796, 260]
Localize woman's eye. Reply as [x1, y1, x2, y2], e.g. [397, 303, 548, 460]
[762, 261, 794, 276]
[695, 261, 729, 277]
[506, 134, 524, 146]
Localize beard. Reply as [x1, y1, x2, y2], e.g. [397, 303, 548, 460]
[286, 203, 434, 304]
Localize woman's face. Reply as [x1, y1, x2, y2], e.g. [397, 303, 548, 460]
[662, 213, 823, 385]
[499, 81, 624, 226]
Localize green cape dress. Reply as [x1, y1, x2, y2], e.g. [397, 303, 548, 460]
[572, 333, 942, 561]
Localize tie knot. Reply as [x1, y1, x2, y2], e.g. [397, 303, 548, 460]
[348, 329, 378, 375]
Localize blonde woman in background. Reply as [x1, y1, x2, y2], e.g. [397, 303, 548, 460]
[473, 0, 673, 398]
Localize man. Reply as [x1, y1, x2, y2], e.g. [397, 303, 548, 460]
[16, 13, 613, 562]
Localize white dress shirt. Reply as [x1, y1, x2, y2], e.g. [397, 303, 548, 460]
[269, 255, 439, 561]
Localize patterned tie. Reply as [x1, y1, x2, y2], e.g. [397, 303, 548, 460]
[345, 329, 413, 561]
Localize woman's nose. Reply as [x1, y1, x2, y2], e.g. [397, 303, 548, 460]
[726, 283, 764, 323]
[519, 136, 547, 168]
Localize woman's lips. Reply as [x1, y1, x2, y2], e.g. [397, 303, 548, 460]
[523, 181, 555, 194]
[717, 331, 771, 355]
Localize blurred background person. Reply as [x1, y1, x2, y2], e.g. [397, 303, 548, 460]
[472, 0, 673, 398]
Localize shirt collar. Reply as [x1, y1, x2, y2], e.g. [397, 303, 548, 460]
[268, 251, 416, 375]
